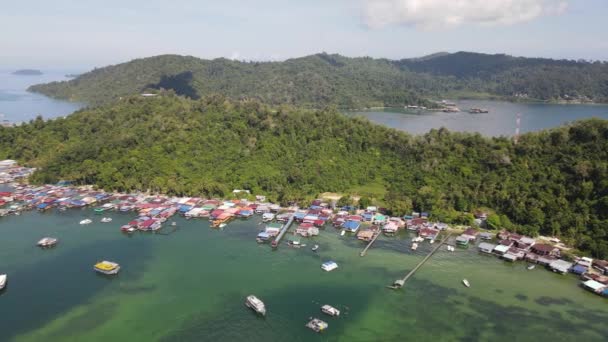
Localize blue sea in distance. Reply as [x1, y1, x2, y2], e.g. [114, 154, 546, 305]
[0, 70, 84, 124]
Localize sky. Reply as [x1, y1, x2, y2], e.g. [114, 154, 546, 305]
[1, 0, 607, 70]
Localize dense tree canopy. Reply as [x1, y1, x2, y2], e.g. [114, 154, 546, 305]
[28, 52, 608, 108]
[1, 94, 608, 257]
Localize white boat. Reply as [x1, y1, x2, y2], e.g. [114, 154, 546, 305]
[171, 222, 177, 226]
[245, 295, 266, 316]
[94, 260, 120, 275]
[100, 217, 112, 223]
[321, 261, 338, 272]
[0, 274, 6, 290]
[447, 246, 455, 252]
[430, 239, 435, 244]
[312, 244, 319, 252]
[412, 236, 424, 242]
[219, 223, 227, 229]
[340, 230, 345, 236]
[306, 318, 328, 332]
[80, 219, 92, 225]
[37, 237, 58, 247]
[321, 304, 340, 317]
[411, 243, 418, 250]
[462, 279, 470, 288]
[527, 264, 536, 270]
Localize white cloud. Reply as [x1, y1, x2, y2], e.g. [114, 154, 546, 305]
[363, 0, 568, 29]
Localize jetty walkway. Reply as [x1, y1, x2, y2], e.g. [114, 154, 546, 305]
[388, 233, 452, 289]
[273, 215, 295, 247]
[360, 231, 381, 257]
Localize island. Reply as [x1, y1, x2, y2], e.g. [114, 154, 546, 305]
[12, 69, 43, 76]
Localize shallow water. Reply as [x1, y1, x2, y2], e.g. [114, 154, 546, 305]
[0, 210, 606, 341]
[350, 100, 608, 136]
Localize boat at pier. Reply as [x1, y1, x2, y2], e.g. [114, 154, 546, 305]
[411, 243, 418, 250]
[94, 261, 120, 275]
[321, 305, 340, 317]
[37, 237, 58, 247]
[527, 264, 536, 270]
[245, 295, 266, 316]
[306, 318, 328, 332]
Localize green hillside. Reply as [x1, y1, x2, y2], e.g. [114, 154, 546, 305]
[2, 94, 608, 257]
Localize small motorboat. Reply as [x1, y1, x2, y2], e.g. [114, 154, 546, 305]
[340, 230, 345, 236]
[527, 264, 536, 270]
[80, 219, 92, 225]
[462, 279, 470, 288]
[306, 318, 328, 333]
[94, 260, 120, 275]
[37, 237, 58, 247]
[245, 295, 266, 316]
[121, 225, 136, 233]
[447, 246, 455, 252]
[171, 221, 177, 226]
[321, 261, 338, 272]
[312, 244, 319, 252]
[219, 223, 227, 229]
[0, 274, 7, 290]
[411, 243, 418, 250]
[100, 217, 112, 223]
[321, 304, 340, 317]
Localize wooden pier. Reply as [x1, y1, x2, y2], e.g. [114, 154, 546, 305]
[273, 215, 295, 248]
[360, 231, 381, 257]
[388, 233, 452, 289]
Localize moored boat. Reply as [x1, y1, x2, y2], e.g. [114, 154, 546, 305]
[312, 244, 319, 252]
[527, 264, 536, 270]
[79, 219, 92, 225]
[462, 279, 470, 288]
[321, 261, 338, 272]
[37, 237, 58, 247]
[100, 217, 112, 223]
[306, 318, 328, 332]
[94, 260, 120, 275]
[0, 274, 7, 290]
[321, 304, 340, 317]
[411, 242, 418, 250]
[245, 295, 266, 316]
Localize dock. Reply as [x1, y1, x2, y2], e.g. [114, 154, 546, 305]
[388, 233, 452, 289]
[273, 215, 295, 247]
[360, 231, 381, 257]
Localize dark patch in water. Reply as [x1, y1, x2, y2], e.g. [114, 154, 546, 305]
[535, 296, 573, 306]
[48, 301, 118, 339]
[118, 284, 157, 294]
[495, 289, 504, 294]
[515, 293, 528, 301]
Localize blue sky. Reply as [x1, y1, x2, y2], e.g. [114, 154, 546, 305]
[1, 0, 606, 70]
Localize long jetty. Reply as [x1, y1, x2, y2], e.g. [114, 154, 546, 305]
[360, 231, 381, 257]
[273, 215, 295, 247]
[388, 233, 452, 289]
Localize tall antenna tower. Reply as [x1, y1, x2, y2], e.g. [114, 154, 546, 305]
[514, 113, 521, 144]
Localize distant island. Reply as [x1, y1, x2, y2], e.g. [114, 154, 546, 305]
[27, 51, 608, 107]
[12, 69, 43, 76]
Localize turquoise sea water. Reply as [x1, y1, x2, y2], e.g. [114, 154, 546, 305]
[0, 209, 606, 341]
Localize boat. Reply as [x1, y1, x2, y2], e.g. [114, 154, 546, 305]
[412, 236, 424, 242]
[321, 304, 340, 317]
[79, 219, 92, 225]
[288, 240, 301, 248]
[37, 237, 58, 247]
[527, 264, 536, 270]
[306, 318, 328, 333]
[0, 274, 6, 290]
[321, 261, 338, 272]
[447, 245, 455, 252]
[219, 223, 227, 229]
[271, 240, 278, 248]
[462, 279, 470, 288]
[411, 242, 418, 250]
[94, 261, 120, 275]
[100, 217, 112, 223]
[121, 225, 136, 233]
[171, 221, 177, 226]
[340, 230, 345, 236]
[245, 295, 266, 316]
[312, 244, 319, 252]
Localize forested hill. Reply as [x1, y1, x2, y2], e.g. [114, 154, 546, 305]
[28, 52, 608, 107]
[1, 94, 608, 257]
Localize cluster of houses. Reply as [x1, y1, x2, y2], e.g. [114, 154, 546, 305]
[471, 230, 608, 297]
[0, 160, 35, 184]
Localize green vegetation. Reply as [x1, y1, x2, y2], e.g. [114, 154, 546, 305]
[2, 94, 608, 257]
[28, 52, 608, 107]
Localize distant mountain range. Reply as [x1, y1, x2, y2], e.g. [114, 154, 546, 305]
[28, 52, 608, 107]
[13, 69, 43, 76]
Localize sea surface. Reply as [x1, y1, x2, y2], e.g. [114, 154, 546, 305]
[350, 100, 608, 136]
[0, 70, 83, 124]
[0, 208, 607, 341]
